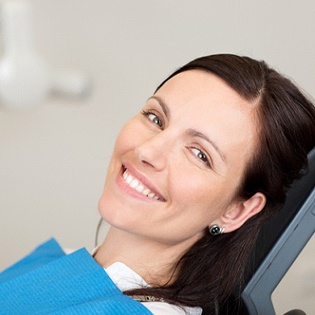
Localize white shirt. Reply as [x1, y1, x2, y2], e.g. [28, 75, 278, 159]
[105, 262, 202, 315]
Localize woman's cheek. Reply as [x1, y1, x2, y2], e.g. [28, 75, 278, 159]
[113, 123, 136, 152]
[116, 120, 151, 153]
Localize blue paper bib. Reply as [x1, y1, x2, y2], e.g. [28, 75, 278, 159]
[0, 239, 152, 314]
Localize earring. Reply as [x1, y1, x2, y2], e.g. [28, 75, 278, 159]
[209, 224, 224, 236]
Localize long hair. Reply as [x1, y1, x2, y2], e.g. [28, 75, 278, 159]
[125, 54, 315, 314]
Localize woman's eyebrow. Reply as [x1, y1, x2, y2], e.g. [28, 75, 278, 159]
[147, 96, 170, 118]
[186, 128, 226, 163]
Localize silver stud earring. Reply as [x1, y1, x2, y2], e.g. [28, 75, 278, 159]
[209, 224, 224, 236]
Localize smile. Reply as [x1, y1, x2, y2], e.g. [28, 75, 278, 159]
[122, 169, 163, 201]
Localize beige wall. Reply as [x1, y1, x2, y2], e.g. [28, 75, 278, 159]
[0, 0, 314, 313]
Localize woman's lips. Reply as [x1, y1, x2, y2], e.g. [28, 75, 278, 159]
[117, 163, 166, 202]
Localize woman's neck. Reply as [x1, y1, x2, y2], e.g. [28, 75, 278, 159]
[93, 226, 197, 286]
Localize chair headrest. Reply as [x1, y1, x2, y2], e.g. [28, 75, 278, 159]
[247, 147, 315, 281]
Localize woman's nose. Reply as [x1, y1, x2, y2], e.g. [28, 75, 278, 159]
[135, 133, 169, 171]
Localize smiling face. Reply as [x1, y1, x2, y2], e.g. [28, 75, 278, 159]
[98, 70, 261, 247]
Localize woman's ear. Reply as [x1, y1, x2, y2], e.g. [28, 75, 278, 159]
[219, 192, 266, 233]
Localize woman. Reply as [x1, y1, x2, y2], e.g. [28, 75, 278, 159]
[1, 54, 315, 315]
[95, 54, 315, 314]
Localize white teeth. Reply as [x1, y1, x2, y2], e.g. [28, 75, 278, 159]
[136, 184, 144, 193]
[143, 188, 150, 195]
[126, 174, 133, 184]
[123, 169, 160, 200]
[130, 179, 139, 188]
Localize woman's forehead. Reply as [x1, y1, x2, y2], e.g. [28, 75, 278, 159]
[155, 70, 249, 108]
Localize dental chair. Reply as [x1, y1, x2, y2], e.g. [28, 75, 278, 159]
[237, 147, 315, 315]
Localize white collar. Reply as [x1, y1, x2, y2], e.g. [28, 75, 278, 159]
[105, 261, 149, 291]
[104, 261, 202, 315]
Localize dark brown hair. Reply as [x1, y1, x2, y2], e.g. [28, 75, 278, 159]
[125, 54, 315, 314]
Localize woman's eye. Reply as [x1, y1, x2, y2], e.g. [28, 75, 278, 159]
[191, 147, 211, 166]
[141, 110, 164, 129]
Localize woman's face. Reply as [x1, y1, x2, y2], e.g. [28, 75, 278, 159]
[99, 70, 258, 246]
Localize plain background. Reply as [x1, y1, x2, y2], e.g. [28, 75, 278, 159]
[0, 0, 314, 313]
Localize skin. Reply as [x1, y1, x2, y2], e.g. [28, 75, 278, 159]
[96, 70, 266, 285]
